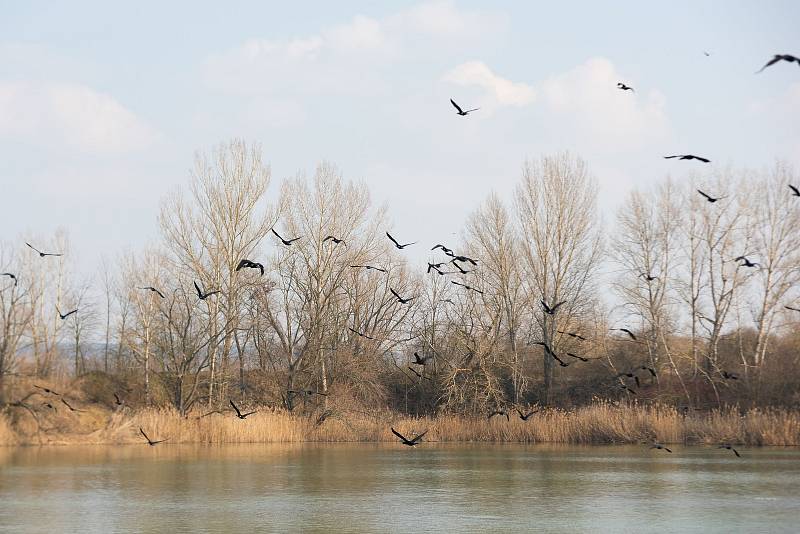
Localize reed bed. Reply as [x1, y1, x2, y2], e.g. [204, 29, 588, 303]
[2, 401, 799, 446]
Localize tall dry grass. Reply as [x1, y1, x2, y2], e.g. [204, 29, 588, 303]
[3, 401, 799, 446]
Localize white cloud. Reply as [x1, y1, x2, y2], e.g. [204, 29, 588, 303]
[0, 81, 160, 153]
[442, 61, 536, 111]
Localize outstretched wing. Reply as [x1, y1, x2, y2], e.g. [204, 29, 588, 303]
[789, 185, 800, 196]
[756, 56, 781, 73]
[390, 288, 401, 300]
[229, 399, 242, 417]
[139, 427, 151, 442]
[391, 427, 408, 442]
[450, 99, 463, 114]
[386, 232, 400, 247]
[410, 430, 428, 443]
[194, 281, 203, 299]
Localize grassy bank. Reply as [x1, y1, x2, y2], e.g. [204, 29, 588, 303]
[2, 401, 799, 446]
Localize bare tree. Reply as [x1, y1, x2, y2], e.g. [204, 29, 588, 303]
[0, 244, 32, 403]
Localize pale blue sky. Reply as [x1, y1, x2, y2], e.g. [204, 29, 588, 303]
[1, 1, 798, 272]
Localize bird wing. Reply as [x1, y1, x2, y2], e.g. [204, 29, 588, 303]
[790, 185, 800, 195]
[390, 288, 401, 299]
[756, 56, 781, 73]
[663, 155, 680, 159]
[410, 430, 428, 443]
[241, 411, 257, 418]
[391, 427, 409, 442]
[386, 232, 400, 247]
[694, 156, 711, 163]
[255, 263, 264, 276]
[236, 259, 248, 271]
[464, 108, 479, 113]
[25, 242, 41, 254]
[139, 427, 151, 442]
[229, 399, 242, 417]
[194, 281, 203, 298]
[323, 236, 333, 242]
[271, 228, 284, 241]
[288, 237, 302, 243]
[732, 448, 740, 457]
[450, 99, 463, 113]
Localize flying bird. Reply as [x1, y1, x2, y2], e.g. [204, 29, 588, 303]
[721, 370, 739, 380]
[56, 306, 78, 320]
[541, 300, 566, 315]
[566, 352, 590, 363]
[1, 272, 17, 286]
[450, 98, 479, 116]
[639, 365, 657, 378]
[649, 442, 673, 453]
[718, 444, 741, 457]
[350, 264, 388, 273]
[386, 232, 416, 250]
[229, 399, 257, 419]
[431, 244, 454, 255]
[557, 330, 587, 341]
[139, 427, 168, 446]
[390, 288, 415, 304]
[734, 256, 759, 268]
[640, 273, 659, 282]
[25, 242, 62, 257]
[427, 262, 447, 275]
[611, 328, 637, 341]
[391, 427, 428, 446]
[450, 261, 474, 275]
[451, 281, 484, 294]
[271, 228, 302, 246]
[488, 410, 510, 421]
[617, 82, 634, 92]
[450, 254, 478, 266]
[789, 184, 800, 197]
[697, 189, 725, 203]
[323, 235, 345, 245]
[755, 54, 800, 73]
[348, 327, 374, 340]
[60, 398, 84, 413]
[413, 352, 432, 366]
[138, 286, 165, 299]
[236, 259, 264, 276]
[785, 305, 800, 312]
[664, 155, 710, 163]
[34, 385, 61, 396]
[407, 366, 430, 380]
[194, 281, 221, 300]
[516, 408, 539, 421]
[113, 393, 123, 406]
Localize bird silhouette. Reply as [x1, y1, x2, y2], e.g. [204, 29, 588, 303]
[516, 408, 539, 421]
[139, 427, 168, 446]
[236, 259, 264, 276]
[566, 352, 590, 362]
[390, 288, 414, 304]
[138, 286, 165, 299]
[26, 242, 62, 257]
[616, 371, 641, 388]
[350, 264, 388, 273]
[229, 399, 257, 419]
[272, 228, 302, 246]
[640, 273, 659, 282]
[450, 98, 479, 116]
[56, 306, 78, 320]
[785, 305, 800, 312]
[789, 185, 800, 197]
[611, 328, 637, 341]
[617, 82, 634, 92]
[557, 330, 587, 341]
[734, 256, 759, 268]
[697, 189, 725, 203]
[440, 298, 456, 305]
[488, 410, 510, 421]
[431, 244, 454, 255]
[664, 155, 711, 163]
[639, 365, 657, 377]
[541, 300, 566, 315]
[194, 281, 221, 300]
[322, 235, 345, 245]
[718, 444, 741, 457]
[451, 280, 484, 294]
[407, 366, 430, 380]
[348, 327, 375, 340]
[413, 352, 432, 365]
[721, 370, 739, 380]
[386, 232, 416, 249]
[533, 342, 570, 367]
[427, 262, 447, 275]
[34, 385, 61, 396]
[60, 398, 84, 412]
[450, 254, 478, 266]
[650, 442, 672, 453]
[756, 54, 800, 73]
[1, 272, 17, 286]
[391, 427, 428, 446]
[113, 393, 123, 406]
[450, 261, 474, 275]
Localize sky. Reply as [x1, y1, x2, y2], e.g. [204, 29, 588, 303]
[1, 1, 798, 275]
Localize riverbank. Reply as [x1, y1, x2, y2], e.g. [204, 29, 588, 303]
[2, 401, 798, 446]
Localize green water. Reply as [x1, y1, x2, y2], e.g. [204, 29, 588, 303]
[0, 444, 798, 533]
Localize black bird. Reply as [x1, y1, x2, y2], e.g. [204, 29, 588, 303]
[650, 442, 673, 453]
[272, 228, 302, 246]
[350, 264, 388, 273]
[236, 259, 265, 276]
[60, 398, 84, 412]
[488, 410, 510, 421]
[348, 327, 374, 340]
[413, 352, 432, 365]
[531, 342, 570, 367]
[697, 189, 725, 203]
[450, 98, 479, 116]
[734, 256, 759, 268]
[450, 261, 474, 275]
[322, 235, 345, 245]
[56, 306, 78, 320]
[391, 427, 428, 446]
[34, 385, 61, 396]
[640, 273, 659, 282]
[431, 244, 454, 255]
[721, 370, 739, 380]
[440, 298, 456, 305]
[516, 408, 538, 421]
[788, 184, 800, 197]
[785, 305, 800, 312]
[113, 393, 123, 406]
[617, 372, 641, 388]
[451, 281, 484, 294]
[541, 300, 566, 315]
[42, 402, 57, 411]
[386, 232, 416, 249]
[194, 281, 221, 300]
[557, 330, 587, 341]
[26, 242, 62, 257]
[718, 444, 741, 457]
[566, 352, 589, 363]
[450, 254, 478, 266]
[756, 54, 800, 73]
[664, 155, 711, 163]
[1, 272, 17, 286]
[611, 328, 637, 341]
[139, 427, 168, 446]
[639, 365, 657, 378]
[704, 51, 711, 57]
[618, 383, 637, 395]
[407, 366, 430, 380]
[617, 82, 634, 92]
[138, 286, 165, 299]
[229, 399, 257, 419]
[427, 262, 447, 275]
[390, 288, 414, 305]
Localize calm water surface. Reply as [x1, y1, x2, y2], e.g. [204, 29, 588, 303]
[0, 443, 798, 533]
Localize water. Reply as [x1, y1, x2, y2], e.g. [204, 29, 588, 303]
[0, 444, 798, 533]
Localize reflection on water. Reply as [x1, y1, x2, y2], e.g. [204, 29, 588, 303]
[1, 443, 799, 533]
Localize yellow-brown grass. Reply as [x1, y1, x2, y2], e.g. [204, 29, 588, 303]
[3, 400, 799, 446]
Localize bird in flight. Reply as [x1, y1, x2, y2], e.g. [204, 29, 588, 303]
[557, 330, 587, 341]
[721, 370, 739, 380]
[789, 185, 800, 197]
[649, 442, 673, 453]
[450, 261, 474, 275]
[734, 256, 759, 268]
[755, 54, 800, 73]
[350, 264, 388, 274]
[697, 189, 725, 203]
[785, 305, 800, 312]
[348, 327, 375, 340]
[413, 352, 432, 366]
[451, 280, 484, 294]
[390, 288, 414, 304]
[616, 371, 641, 388]
[611, 328, 637, 341]
[427, 262, 447, 275]
[323, 235, 345, 245]
[194, 281, 221, 300]
[1, 272, 17, 286]
[34, 385, 61, 396]
[617, 82, 634, 92]
[229, 399, 257, 419]
[386, 232, 416, 250]
[718, 444, 741, 457]
[488, 410, 510, 421]
[532, 342, 570, 367]
[664, 154, 710, 163]
[450, 254, 478, 266]
[431, 244, 454, 255]
[407, 366, 430, 380]
[56, 306, 78, 320]
[60, 398, 84, 413]
[26, 242, 62, 257]
[391, 427, 428, 446]
[236, 259, 264, 276]
[639, 365, 657, 378]
[640, 273, 658, 282]
[138, 286, 165, 299]
[140, 427, 168, 446]
[450, 98, 479, 116]
[541, 300, 566, 315]
[272, 228, 302, 246]
[516, 408, 538, 421]
[566, 352, 590, 363]
[114, 393, 123, 406]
